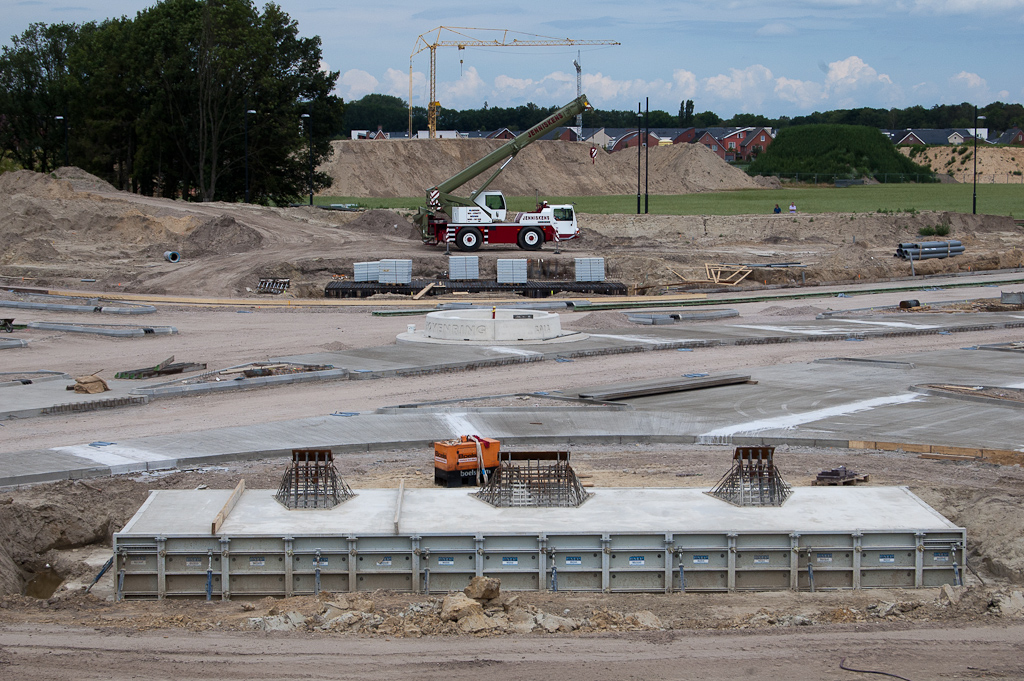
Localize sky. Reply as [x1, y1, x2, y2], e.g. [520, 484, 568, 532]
[4, 0, 1024, 119]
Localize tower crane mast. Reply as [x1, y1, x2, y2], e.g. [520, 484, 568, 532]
[409, 26, 618, 138]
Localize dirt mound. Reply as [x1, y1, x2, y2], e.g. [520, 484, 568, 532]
[0, 169, 77, 200]
[0, 238, 62, 264]
[563, 310, 637, 330]
[52, 166, 119, 193]
[760, 305, 827, 316]
[900, 146, 1024, 183]
[344, 209, 417, 236]
[184, 215, 264, 256]
[323, 139, 760, 197]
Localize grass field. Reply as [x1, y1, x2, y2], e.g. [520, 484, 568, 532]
[318, 183, 1022, 217]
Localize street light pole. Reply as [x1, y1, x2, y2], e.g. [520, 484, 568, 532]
[54, 115, 68, 167]
[301, 111, 312, 206]
[636, 104, 641, 215]
[244, 109, 255, 203]
[972, 108, 986, 215]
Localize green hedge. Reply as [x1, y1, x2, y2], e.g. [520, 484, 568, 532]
[748, 125, 936, 183]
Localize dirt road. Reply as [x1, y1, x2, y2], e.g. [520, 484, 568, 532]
[1, 622, 1022, 680]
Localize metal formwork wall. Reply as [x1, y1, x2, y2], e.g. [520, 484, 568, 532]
[113, 528, 966, 600]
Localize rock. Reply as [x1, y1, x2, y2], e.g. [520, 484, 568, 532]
[459, 611, 502, 633]
[628, 610, 663, 629]
[940, 584, 965, 606]
[464, 576, 501, 601]
[403, 623, 423, 638]
[441, 592, 484, 622]
[792, 615, 812, 626]
[997, 591, 1024, 618]
[324, 596, 351, 611]
[507, 607, 537, 634]
[260, 611, 306, 631]
[536, 612, 578, 633]
[348, 597, 374, 613]
[240, 602, 256, 612]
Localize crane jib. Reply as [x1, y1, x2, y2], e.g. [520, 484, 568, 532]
[526, 112, 564, 140]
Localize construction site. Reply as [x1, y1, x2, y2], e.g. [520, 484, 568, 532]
[2, 105, 1024, 677]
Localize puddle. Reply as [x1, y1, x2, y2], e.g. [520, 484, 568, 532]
[24, 567, 63, 599]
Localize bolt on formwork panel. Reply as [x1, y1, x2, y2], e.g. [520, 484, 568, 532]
[274, 449, 354, 509]
[474, 451, 592, 508]
[707, 446, 792, 507]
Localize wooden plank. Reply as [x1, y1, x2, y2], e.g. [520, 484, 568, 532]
[154, 356, 174, 372]
[211, 479, 246, 534]
[848, 441, 877, 450]
[932, 445, 984, 457]
[412, 282, 435, 300]
[393, 478, 405, 534]
[919, 453, 979, 461]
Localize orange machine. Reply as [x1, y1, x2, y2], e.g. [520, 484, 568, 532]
[433, 435, 500, 487]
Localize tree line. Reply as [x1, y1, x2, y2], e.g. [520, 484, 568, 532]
[343, 95, 1024, 137]
[0, 0, 343, 204]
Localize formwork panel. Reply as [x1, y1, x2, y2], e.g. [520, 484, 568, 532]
[292, 554, 348, 572]
[165, 554, 222, 573]
[483, 536, 540, 551]
[165, 538, 223, 553]
[482, 552, 537, 572]
[355, 552, 413, 571]
[608, 550, 667, 569]
[610, 570, 665, 591]
[425, 552, 476, 572]
[860, 569, 916, 588]
[735, 570, 790, 590]
[736, 534, 791, 549]
[485, 571, 540, 590]
[863, 549, 916, 568]
[228, 538, 285, 553]
[356, 573, 414, 591]
[420, 535, 477, 551]
[292, 537, 350, 552]
[811, 550, 854, 569]
[230, 574, 287, 594]
[551, 571, 601, 591]
[608, 534, 665, 550]
[547, 534, 603, 550]
[675, 570, 728, 591]
[553, 550, 603, 570]
[165, 574, 220, 596]
[120, 573, 158, 595]
[736, 549, 790, 568]
[922, 569, 959, 587]
[796, 534, 854, 549]
[674, 535, 729, 550]
[228, 553, 286, 573]
[426, 572, 474, 592]
[808, 570, 854, 590]
[677, 550, 729, 569]
[292, 573, 349, 593]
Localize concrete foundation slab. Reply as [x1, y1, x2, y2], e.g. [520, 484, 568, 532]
[113, 486, 965, 598]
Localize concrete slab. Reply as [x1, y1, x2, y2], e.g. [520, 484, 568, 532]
[122, 486, 959, 537]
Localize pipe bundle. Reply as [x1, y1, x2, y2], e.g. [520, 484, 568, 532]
[895, 240, 964, 260]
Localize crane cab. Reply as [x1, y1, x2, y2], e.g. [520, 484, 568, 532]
[450, 191, 507, 224]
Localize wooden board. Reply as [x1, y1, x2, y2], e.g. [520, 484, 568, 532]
[211, 479, 246, 534]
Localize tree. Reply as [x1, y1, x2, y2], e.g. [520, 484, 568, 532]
[0, 22, 78, 172]
[693, 111, 722, 127]
[679, 99, 694, 126]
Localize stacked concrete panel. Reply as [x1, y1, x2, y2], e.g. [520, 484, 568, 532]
[497, 259, 528, 284]
[448, 256, 479, 281]
[353, 262, 379, 282]
[378, 259, 413, 285]
[575, 257, 606, 282]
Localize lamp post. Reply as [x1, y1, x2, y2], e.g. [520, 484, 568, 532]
[54, 115, 68, 167]
[300, 111, 312, 206]
[972, 109, 986, 215]
[244, 109, 255, 203]
[636, 105, 642, 215]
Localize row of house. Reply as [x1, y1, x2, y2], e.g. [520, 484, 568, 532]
[351, 124, 1024, 161]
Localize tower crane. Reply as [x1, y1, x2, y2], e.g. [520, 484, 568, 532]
[409, 26, 618, 138]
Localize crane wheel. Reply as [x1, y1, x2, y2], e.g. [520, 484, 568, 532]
[518, 226, 544, 250]
[456, 227, 483, 252]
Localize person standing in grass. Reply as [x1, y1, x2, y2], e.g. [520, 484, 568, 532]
[773, 203, 781, 214]
[789, 202, 797, 214]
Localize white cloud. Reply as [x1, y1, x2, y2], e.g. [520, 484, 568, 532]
[438, 66, 486, 107]
[950, 70, 987, 90]
[997, 89, 1010, 99]
[755, 22, 796, 36]
[774, 77, 824, 108]
[825, 56, 892, 92]
[672, 69, 698, 98]
[495, 75, 535, 91]
[338, 69, 379, 101]
[382, 68, 421, 100]
[912, 0, 1024, 13]
[703, 65, 775, 108]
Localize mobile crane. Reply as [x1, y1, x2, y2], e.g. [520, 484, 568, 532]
[415, 94, 591, 252]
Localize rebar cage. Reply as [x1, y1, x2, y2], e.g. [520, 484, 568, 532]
[474, 452, 592, 508]
[274, 449, 354, 509]
[707, 446, 792, 507]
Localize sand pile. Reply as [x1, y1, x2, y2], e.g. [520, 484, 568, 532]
[899, 146, 1024, 183]
[184, 215, 264, 256]
[0, 169, 78, 200]
[52, 166, 119, 193]
[322, 139, 760, 197]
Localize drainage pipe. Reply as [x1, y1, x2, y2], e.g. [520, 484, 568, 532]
[164, 251, 181, 263]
